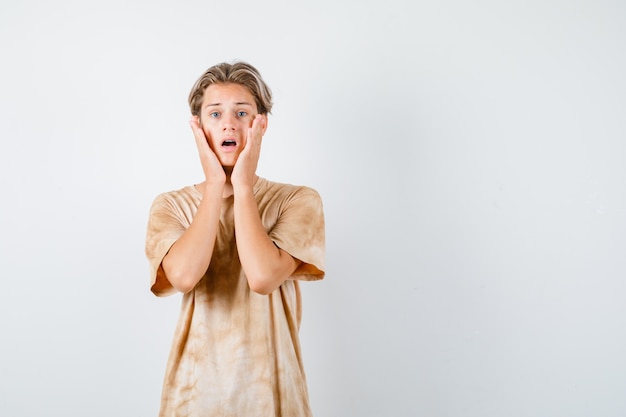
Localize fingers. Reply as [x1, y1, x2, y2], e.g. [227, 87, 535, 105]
[189, 116, 225, 183]
[253, 113, 265, 129]
[232, 115, 265, 187]
[190, 116, 209, 150]
[246, 114, 265, 148]
[253, 114, 266, 134]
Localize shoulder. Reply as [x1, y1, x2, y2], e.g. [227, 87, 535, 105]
[255, 178, 324, 220]
[149, 185, 201, 213]
[256, 177, 322, 202]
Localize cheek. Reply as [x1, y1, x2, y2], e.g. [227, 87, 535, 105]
[200, 127, 218, 149]
[200, 124, 214, 139]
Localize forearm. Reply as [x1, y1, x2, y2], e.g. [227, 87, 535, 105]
[234, 187, 299, 295]
[162, 183, 224, 293]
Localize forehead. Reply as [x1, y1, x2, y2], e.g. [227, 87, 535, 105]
[202, 83, 255, 107]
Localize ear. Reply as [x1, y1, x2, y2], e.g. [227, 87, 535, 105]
[260, 114, 269, 135]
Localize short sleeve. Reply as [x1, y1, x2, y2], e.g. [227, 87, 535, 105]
[269, 187, 325, 281]
[145, 193, 187, 296]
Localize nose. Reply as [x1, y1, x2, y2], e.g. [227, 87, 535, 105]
[221, 113, 236, 131]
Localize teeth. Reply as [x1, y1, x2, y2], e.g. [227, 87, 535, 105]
[222, 140, 236, 146]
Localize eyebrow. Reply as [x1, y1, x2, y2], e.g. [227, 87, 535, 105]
[204, 101, 254, 109]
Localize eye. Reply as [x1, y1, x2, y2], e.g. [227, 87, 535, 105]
[209, 111, 220, 118]
[237, 111, 248, 117]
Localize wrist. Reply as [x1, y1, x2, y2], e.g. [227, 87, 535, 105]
[205, 171, 226, 186]
[232, 174, 258, 193]
[201, 180, 225, 195]
[233, 184, 255, 198]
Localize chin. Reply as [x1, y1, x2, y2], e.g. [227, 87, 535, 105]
[220, 160, 236, 169]
[221, 156, 239, 168]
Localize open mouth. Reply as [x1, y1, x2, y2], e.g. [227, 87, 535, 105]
[222, 140, 237, 147]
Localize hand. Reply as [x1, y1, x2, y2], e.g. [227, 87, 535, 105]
[231, 114, 266, 189]
[190, 116, 226, 185]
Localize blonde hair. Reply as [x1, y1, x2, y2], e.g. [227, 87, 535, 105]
[188, 61, 273, 117]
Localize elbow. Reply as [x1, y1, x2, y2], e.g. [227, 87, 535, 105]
[172, 279, 196, 294]
[164, 267, 199, 294]
[247, 275, 279, 295]
[246, 257, 298, 295]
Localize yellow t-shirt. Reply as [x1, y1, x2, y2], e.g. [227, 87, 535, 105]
[145, 177, 325, 417]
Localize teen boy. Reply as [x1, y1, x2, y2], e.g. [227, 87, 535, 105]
[145, 61, 325, 416]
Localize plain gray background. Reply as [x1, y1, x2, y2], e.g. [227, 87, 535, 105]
[1, 0, 625, 416]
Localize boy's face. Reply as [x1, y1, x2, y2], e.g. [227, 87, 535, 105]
[198, 83, 267, 168]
